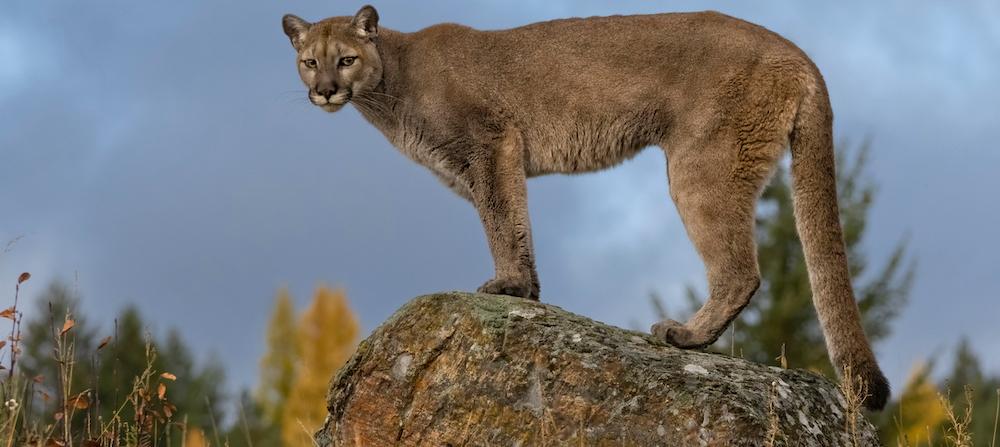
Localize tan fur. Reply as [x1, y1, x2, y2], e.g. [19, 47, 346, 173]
[282, 6, 890, 409]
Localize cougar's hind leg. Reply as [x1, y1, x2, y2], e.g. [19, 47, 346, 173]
[652, 134, 783, 348]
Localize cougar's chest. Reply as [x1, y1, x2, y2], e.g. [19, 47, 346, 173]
[387, 125, 461, 180]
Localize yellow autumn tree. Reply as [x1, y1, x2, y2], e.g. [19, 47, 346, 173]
[185, 427, 209, 447]
[257, 287, 299, 429]
[282, 285, 360, 447]
[881, 361, 947, 446]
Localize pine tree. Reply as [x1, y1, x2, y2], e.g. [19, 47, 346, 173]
[224, 389, 281, 447]
[282, 285, 359, 447]
[158, 328, 227, 435]
[257, 288, 298, 427]
[662, 142, 915, 376]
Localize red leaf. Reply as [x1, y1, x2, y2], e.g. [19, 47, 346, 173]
[97, 336, 112, 351]
[17, 272, 30, 284]
[60, 319, 75, 336]
[0, 308, 14, 320]
[67, 392, 89, 410]
[160, 372, 177, 381]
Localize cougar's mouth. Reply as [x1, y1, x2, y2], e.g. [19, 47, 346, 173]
[309, 88, 353, 111]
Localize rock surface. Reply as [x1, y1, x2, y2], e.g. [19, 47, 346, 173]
[315, 292, 879, 446]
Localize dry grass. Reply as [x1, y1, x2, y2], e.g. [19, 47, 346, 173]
[872, 371, 999, 447]
[839, 365, 870, 447]
[764, 380, 782, 447]
[992, 388, 999, 447]
[939, 387, 975, 447]
[0, 272, 183, 446]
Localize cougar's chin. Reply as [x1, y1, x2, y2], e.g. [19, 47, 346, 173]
[309, 96, 349, 112]
[321, 103, 346, 112]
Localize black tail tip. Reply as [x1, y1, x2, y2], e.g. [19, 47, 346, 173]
[861, 367, 891, 411]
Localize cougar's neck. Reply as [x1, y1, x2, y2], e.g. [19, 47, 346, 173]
[353, 29, 410, 133]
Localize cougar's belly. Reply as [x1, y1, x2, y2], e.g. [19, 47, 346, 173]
[523, 110, 667, 177]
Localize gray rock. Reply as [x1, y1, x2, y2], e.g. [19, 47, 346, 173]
[315, 292, 879, 446]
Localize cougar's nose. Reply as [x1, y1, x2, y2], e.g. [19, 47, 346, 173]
[317, 86, 337, 100]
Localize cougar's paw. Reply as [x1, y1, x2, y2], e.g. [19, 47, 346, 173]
[651, 319, 709, 349]
[477, 277, 539, 301]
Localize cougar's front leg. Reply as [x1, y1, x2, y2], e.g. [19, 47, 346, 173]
[469, 127, 540, 300]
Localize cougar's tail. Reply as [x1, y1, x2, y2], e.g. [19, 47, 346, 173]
[789, 78, 889, 411]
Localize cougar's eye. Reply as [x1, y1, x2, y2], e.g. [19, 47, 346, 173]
[339, 56, 357, 67]
[303, 59, 318, 69]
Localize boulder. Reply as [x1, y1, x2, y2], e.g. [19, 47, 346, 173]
[315, 292, 878, 446]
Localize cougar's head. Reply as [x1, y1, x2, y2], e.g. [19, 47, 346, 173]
[282, 6, 382, 112]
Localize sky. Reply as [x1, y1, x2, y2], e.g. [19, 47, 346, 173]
[1, 0, 998, 400]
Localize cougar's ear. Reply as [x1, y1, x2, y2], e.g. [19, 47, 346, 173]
[282, 14, 311, 51]
[351, 5, 379, 39]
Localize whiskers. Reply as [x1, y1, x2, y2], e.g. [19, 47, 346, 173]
[272, 87, 402, 119]
[360, 90, 403, 103]
[351, 93, 398, 122]
[274, 89, 313, 108]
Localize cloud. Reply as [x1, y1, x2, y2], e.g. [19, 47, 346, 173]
[0, 24, 28, 100]
[2, 0, 998, 396]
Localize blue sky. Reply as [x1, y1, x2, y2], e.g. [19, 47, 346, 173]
[1, 0, 998, 397]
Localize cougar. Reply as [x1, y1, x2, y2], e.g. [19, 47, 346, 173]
[281, 5, 890, 409]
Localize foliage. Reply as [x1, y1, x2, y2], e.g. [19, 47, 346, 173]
[3, 278, 225, 446]
[877, 361, 948, 445]
[281, 285, 359, 447]
[858, 341, 1000, 447]
[1, 276, 363, 446]
[938, 339, 1000, 446]
[223, 389, 280, 447]
[257, 288, 298, 429]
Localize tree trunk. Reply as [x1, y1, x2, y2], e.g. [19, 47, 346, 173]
[315, 292, 879, 446]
